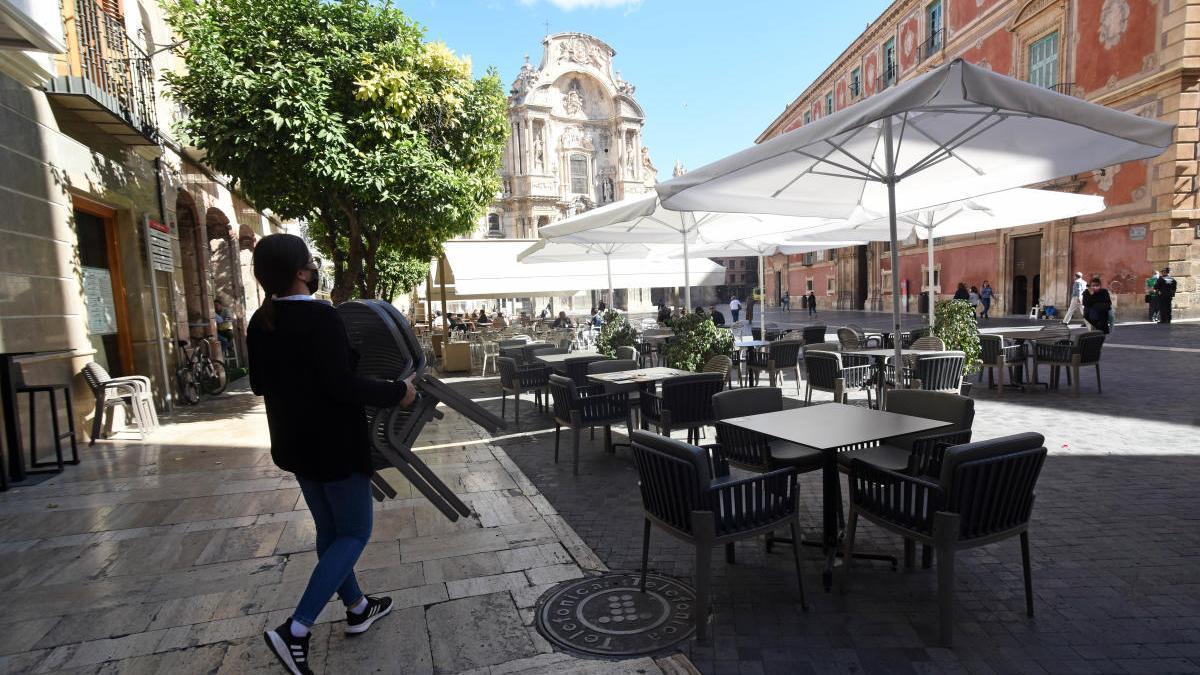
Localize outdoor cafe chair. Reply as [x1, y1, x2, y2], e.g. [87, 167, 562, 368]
[847, 323, 884, 348]
[801, 325, 827, 345]
[844, 432, 1047, 647]
[564, 354, 609, 387]
[803, 350, 873, 406]
[701, 354, 734, 389]
[882, 352, 966, 405]
[639, 372, 724, 444]
[548, 374, 633, 475]
[977, 334, 1024, 393]
[911, 336, 945, 351]
[630, 430, 807, 643]
[497, 356, 550, 425]
[616, 345, 639, 363]
[1034, 330, 1105, 395]
[747, 340, 803, 394]
[522, 342, 557, 365]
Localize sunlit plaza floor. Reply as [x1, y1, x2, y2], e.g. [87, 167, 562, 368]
[0, 316, 1196, 674]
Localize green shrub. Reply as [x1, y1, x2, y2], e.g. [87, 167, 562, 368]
[661, 313, 735, 372]
[595, 309, 638, 357]
[933, 299, 981, 375]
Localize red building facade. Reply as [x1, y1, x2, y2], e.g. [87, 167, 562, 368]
[761, 0, 1198, 320]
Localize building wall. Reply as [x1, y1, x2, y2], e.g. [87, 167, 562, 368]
[757, 0, 1199, 320]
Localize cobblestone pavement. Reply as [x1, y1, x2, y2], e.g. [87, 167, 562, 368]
[453, 318, 1200, 674]
[0, 379, 683, 674]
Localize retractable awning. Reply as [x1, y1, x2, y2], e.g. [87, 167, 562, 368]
[427, 240, 724, 298]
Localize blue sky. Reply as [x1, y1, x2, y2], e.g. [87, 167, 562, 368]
[401, 0, 893, 181]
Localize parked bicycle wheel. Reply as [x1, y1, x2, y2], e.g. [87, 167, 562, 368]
[176, 367, 200, 405]
[202, 359, 228, 395]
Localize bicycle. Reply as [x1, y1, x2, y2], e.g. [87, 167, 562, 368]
[176, 337, 228, 405]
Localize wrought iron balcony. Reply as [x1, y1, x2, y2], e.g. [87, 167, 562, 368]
[44, 0, 159, 146]
[919, 29, 944, 62]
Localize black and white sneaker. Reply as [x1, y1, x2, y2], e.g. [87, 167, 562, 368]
[264, 620, 314, 675]
[345, 595, 393, 635]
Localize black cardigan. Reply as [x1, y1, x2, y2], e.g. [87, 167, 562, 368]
[248, 299, 408, 481]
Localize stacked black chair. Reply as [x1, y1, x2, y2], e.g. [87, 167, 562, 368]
[630, 431, 806, 643]
[336, 300, 506, 514]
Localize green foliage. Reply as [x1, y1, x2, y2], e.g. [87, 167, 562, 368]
[374, 250, 429, 301]
[595, 309, 638, 358]
[662, 314, 734, 372]
[163, 0, 507, 302]
[934, 299, 981, 375]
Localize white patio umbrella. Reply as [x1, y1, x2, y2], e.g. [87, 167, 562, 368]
[658, 58, 1172, 365]
[517, 239, 665, 310]
[673, 234, 865, 337]
[783, 188, 1106, 329]
[537, 193, 826, 309]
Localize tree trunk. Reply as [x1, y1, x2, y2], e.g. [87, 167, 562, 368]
[332, 199, 364, 304]
[362, 229, 381, 299]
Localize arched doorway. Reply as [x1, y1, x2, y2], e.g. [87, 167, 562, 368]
[205, 207, 245, 366]
[175, 191, 210, 339]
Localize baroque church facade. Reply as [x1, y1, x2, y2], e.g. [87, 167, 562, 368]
[475, 32, 657, 239]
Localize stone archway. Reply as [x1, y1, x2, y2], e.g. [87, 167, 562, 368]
[175, 191, 211, 339]
[205, 207, 246, 365]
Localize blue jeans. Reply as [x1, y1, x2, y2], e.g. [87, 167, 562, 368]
[293, 473, 373, 626]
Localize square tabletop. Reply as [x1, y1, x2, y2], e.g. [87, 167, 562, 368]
[587, 367, 693, 385]
[733, 339, 772, 348]
[720, 403, 950, 450]
[535, 352, 600, 367]
[843, 347, 924, 359]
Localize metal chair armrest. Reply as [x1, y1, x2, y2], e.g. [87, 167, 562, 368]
[707, 467, 797, 535]
[849, 459, 945, 535]
[906, 429, 973, 478]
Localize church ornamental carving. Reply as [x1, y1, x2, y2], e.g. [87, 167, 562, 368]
[556, 35, 611, 71]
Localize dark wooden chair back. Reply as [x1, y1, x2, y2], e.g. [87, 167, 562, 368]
[804, 350, 841, 390]
[630, 431, 713, 536]
[712, 388, 781, 471]
[660, 373, 724, 427]
[912, 352, 965, 392]
[1076, 331, 1105, 365]
[801, 325, 827, 344]
[564, 355, 608, 386]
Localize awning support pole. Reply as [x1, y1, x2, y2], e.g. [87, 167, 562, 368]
[884, 118, 904, 371]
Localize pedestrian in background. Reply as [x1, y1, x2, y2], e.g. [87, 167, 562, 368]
[709, 304, 725, 325]
[1082, 276, 1113, 334]
[1061, 272, 1086, 325]
[248, 234, 413, 674]
[980, 281, 993, 319]
[968, 286, 981, 318]
[729, 296, 742, 322]
[953, 282, 970, 301]
[781, 290, 790, 312]
[1155, 267, 1177, 324]
[1145, 270, 1160, 322]
[807, 291, 817, 317]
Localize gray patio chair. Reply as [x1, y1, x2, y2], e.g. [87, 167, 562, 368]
[563, 354, 609, 387]
[639, 372, 724, 444]
[801, 325, 827, 345]
[82, 362, 157, 444]
[548, 374, 632, 475]
[747, 340, 803, 394]
[616, 345, 639, 362]
[631, 430, 806, 643]
[802, 350, 873, 406]
[497, 356, 549, 425]
[844, 432, 1047, 647]
[977, 334, 1024, 394]
[1034, 330, 1105, 395]
[702, 354, 733, 389]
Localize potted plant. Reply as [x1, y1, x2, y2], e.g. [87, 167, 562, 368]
[661, 313, 735, 372]
[595, 309, 638, 357]
[933, 299, 980, 395]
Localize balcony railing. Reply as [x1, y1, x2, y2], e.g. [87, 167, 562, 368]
[1048, 82, 1076, 97]
[920, 29, 944, 62]
[875, 64, 897, 93]
[46, 0, 159, 145]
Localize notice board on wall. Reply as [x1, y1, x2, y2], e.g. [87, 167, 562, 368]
[82, 266, 117, 335]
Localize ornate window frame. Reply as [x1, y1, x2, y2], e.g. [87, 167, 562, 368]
[1009, 0, 1067, 90]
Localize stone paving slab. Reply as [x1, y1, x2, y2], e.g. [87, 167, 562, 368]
[0, 380, 669, 674]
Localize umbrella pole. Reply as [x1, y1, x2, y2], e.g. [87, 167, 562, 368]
[606, 253, 614, 310]
[759, 253, 766, 339]
[438, 253, 450, 334]
[681, 227, 692, 311]
[883, 119, 903, 370]
[927, 228, 935, 331]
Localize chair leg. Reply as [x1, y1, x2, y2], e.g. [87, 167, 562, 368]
[89, 397, 105, 446]
[937, 544, 956, 648]
[604, 424, 613, 454]
[553, 424, 560, 463]
[49, 391, 64, 469]
[26, 391, 37, 467]
[789, 522, 808, 610]
[501, 392, 506, 419]
[515, 391, 520, 426]
[1020, 531, 1035, 618]
[63, 389, 79, 464]
[1095, 364, 1102, 394]
[640, 519, 651, 592]
[725, 543, 735, 564]
[572, 424, 581, 476]
[839, 509, 859, 594]
[922, 545, 932, 569]
[904, 539, 915, 568]
[694, 541, 712, 643]
[1072, 365, 1080, 397]
[804, 384, 812, 405]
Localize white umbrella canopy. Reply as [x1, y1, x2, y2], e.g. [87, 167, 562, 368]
[517, 238, 670, 308]
[783, 188, 1106, 328]
[537, 193, 827, 308]
[657, 58, 1172, 364]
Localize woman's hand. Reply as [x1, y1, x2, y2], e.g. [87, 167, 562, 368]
[399, 374, 418, 408]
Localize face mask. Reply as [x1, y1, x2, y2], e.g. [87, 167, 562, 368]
[305, 269, 319, 295]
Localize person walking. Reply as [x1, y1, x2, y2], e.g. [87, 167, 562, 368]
[1082, 276, 1113, 334]
[953, 282, 970, 301]
[1061, 272, 1087, 325]
[248, 234, 414, 675]
[1155, 267, 1177, 324]
[807, 291, 817, 317]
[968, 286, 981, 318]
[656, 301, 671, 324]
[781, 290, 790, 312]
[729, 296, 742, 322]
[1144, 270, 1159, 323]
[980, 281, 993, 319]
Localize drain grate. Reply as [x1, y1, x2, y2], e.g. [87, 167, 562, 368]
[534, 571, 696, 657]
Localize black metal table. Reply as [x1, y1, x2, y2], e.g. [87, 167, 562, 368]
[720, 403, 949, 590]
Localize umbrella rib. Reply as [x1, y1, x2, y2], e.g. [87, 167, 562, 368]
[891, 112, 910, 174]
[897, 111, 1003, 179]
[810, 169, 883, 182]
[823, 132, 884, 179]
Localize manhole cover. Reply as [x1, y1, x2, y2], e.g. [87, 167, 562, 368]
[534, 571, 697, 657]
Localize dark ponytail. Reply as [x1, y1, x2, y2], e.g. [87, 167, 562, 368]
[252, 233, 311, 330]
